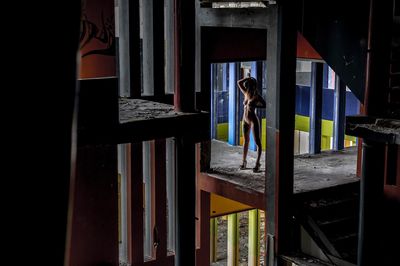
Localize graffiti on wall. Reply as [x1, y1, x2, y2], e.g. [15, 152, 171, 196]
[79, 0, 116, 79]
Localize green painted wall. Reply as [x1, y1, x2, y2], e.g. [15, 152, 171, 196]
[216, 115, 356, 151]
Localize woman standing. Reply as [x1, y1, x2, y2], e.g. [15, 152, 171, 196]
[237, 75, 266, 172]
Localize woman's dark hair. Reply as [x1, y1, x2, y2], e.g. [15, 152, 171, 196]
[244, 77, 257, 92]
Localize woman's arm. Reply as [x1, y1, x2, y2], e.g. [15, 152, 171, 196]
[255, 94, 266, 108]
[237, 77, 250, 94]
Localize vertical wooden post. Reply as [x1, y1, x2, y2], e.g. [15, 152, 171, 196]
[227, 213, 239, 266]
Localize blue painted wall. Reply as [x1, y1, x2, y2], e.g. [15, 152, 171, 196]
[217, 85, 359, 124]
[295, 85, 359, 120]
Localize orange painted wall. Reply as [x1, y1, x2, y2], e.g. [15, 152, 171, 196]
[79, 0, 116, 79]
[297, 32, 322, 60]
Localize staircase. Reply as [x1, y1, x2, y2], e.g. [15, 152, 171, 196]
[295, 182, 360, 265]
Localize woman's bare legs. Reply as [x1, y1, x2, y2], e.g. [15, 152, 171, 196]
[252, 117, 262, 172]
[241, 122, 251, 169]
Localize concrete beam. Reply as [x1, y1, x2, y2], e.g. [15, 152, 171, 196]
[198, 7, 271, 28]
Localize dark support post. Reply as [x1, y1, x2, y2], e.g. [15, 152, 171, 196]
[197, 191, 211, 266]
[154, 139, 167, 260]
[211, 64, 218, 139]
[153, 0, 165, 97]
[386, 144, 399, 185]
[266, 2, 298, 265]
[129, 0, 142, 98]
[358, 1, 393, 265]
[309, 62, 323, 154]
[222, 63, 228, 92]
[174, 4, 196, 263]
[176, 2, 198, 260]
[176, 137, 196, 266]
[174, 0, 196, 112]
[249, 61, 257, 151]
[68, 145, 119, 266]
[333, 75, 346, 150]
[130, 142, 144, 265]
[228, 62, 239, 145]
[358, 140, 385, 266]
[256, 60, 264, 146]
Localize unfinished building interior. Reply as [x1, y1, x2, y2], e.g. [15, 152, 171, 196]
[18, 0, 400, 266]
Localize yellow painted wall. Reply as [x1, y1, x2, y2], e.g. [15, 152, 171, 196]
[210, 193, 252, 218]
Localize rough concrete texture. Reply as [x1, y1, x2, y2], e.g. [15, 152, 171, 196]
[209, 140, 358, 194]
[119, 98, 179, 123]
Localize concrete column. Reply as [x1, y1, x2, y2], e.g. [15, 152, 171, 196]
[210, 218, 218, 263]
[309, 62, 323, 154]
[117, 0, 130, 97]
[248, 209, 260, 266]
[358, 139, 385, 266]
[152, 0, 165, 96]
[333, 75, 346, 150]
[229, 62, 239, 145]
[129, 0, 141, 97]
[249, 61, 258, 151]
[266, 3, 298, 265]
[141, 0, 154, 95]
[227, 213, 239, 266]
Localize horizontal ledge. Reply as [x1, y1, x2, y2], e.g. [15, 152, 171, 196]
[78, 99, 210, 145]
[345, 115, 400, 144]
